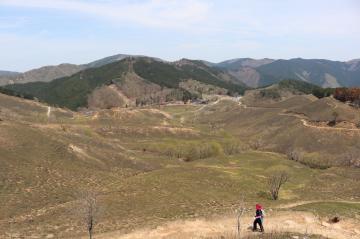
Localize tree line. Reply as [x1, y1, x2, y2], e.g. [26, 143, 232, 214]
[333, 88, 360, 107]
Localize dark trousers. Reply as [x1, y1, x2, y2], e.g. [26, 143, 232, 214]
[253, 218, 264, 232]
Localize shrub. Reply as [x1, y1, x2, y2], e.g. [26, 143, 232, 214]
[222, 140, 242, 155]
[159, 141, 224, 162]
[286, 149, 303, 162]
[268, 171, 289, 200]
[249, 139, 263, 150]
[184, 142, 223, 162]
[301, 158, 332, 169]
[259, 89, 281, 99]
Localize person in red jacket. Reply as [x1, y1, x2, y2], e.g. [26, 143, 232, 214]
[253, 204, 264, 232]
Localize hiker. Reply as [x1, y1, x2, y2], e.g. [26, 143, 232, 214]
[252, 204, 264, 232]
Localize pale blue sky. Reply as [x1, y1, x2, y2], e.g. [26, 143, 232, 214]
[0, 0, 359, 71]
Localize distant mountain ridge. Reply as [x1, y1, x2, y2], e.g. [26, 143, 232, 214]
[0, 64, 84, 86]
[215, 58, 360, 88]
[0, 70, 20, 77]
[1, 54, 359, 88]
[0, 54, 151, 86]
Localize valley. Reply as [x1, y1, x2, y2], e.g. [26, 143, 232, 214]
[0, 88, 359, 238]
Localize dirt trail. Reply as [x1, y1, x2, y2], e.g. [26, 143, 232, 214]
[280, 111, 360, 132]
[95, 211, 360, 239]
[300, 119, 360, 131]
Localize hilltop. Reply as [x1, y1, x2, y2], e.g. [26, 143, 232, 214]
[240, 80, 333, 107]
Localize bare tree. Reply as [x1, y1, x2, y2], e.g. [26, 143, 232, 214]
[268, 172, 289, 200]
[328, 111, 339, 126]
[286, 149, 303, 162]
[76, 191, 100, 239]
[332, 111, 339, 122]
[249, 139, 263, 150]
[234, 196, 246, 239]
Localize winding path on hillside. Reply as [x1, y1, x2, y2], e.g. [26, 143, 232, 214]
[237, 98, 360, 132]
[279, 111, 360, 132]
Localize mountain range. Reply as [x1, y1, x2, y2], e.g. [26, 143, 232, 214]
[1, 54, 360, 110]
[1, 54, 359, 88]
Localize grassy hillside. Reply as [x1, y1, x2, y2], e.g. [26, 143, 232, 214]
[0, 93, 359, 238]
[4, 58, 248, 110]
[241, 80, 335, 107]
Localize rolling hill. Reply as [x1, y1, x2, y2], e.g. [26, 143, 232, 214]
[3, 57, 247, 110]
[0, 91, 359, 238]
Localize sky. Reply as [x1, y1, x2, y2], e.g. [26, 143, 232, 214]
[0, 0, 359, 72]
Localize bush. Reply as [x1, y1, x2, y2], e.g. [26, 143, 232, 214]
[259, 89, 281, 99]
[222, 140, 242, 155]
[268, 171, 289, 200]
[157, 141, 224, 162]
[286, 149, 303, 162]
[249, 139, 263, 150]
[184, 142, 223, 162]
[300, 158, 332, 169]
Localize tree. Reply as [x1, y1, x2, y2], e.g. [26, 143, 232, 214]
[268, 172, 289, 200]
[249, 139, 263, 150]
[234, 196, 246, 239]
[287, 149, 303, 162]
[332, 111, 339, 122]
[328, 111, 339, 126]
[76, 191, 100, 239]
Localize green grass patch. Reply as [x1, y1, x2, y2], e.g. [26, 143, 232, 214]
[291, 202, 360, 218]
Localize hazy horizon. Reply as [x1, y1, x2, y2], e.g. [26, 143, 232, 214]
[0, 0, 359, 72]
[3, 54, 360, 73]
